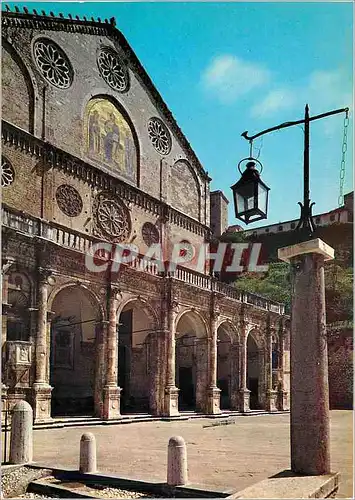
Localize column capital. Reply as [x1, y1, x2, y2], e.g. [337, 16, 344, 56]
[2, 258, 15, 275]
[109, 286, 122, 301]
[38, 268, 55, 285]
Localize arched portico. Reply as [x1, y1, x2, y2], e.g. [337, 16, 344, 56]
[247, 330, 263, 410]
[49, 284, 102, 417]
[117, 297, 158, 414]
[175, 310, 208, 412]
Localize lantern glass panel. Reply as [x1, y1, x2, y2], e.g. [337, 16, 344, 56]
[258, 183, 268, 213]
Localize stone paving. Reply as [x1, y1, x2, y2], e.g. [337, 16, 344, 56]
[29, 411, 352, 498]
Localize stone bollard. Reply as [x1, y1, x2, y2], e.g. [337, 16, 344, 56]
[9, 400, 33, 464]
[79, 432, 97, 473]
[167, 436, 188, 486]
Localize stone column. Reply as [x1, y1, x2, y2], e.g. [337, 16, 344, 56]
[164, 301, 179, 416]
[102, 288, 121, 420]
[94, 320, 108, 417]
[279, 238, 333, 475]
[32, 271, 52, 423]
[278, 329, 289, 411]
[238, 324, 250, 412]
[265, 328, 278, 412]
[230, 343, 240, 410]
[1, 260, 14, 383]
[206, 312, 221, 414]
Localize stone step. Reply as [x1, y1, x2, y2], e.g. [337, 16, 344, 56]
[28, 410, 289, 430]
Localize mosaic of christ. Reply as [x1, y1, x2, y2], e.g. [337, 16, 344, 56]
[85, 98, 137, 183]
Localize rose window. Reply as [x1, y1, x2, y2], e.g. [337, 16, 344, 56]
[142, 222, 160, 246]
[56, 185, 83, 217]
[1, 157, 15, 187]
[179, 240, 195, 260]
[97, 47, 129, 92]
[147, 118, 172, 155]
[33, 38, 73, 89]
[97, 198, 131, 240]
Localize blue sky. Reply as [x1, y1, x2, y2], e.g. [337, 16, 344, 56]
[6, 1, 354, 227]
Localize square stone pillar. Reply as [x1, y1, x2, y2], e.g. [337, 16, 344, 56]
[238, 388, 250, 412]
[265, 389, 278, 412]
[206, 386, 221, 414]
[32, 382, 52, 422]
[164, 386, 179, 416]
[279, 238, 333, 475]
[279, 389, 289, 411]
[102, 386, 121, 420]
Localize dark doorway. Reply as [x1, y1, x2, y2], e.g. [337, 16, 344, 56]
[178, 367, 195, 410]
[118, 309, 132, 411]
[218, 378, 230, 409]
[248, 377, 259, 409]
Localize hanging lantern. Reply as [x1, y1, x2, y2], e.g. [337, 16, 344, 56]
[231, 158, 270, 224]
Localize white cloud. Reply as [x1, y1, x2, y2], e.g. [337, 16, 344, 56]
[250, 88, 297, 118]
[201, 55, 271, 104]
[249, 68, 352, 131]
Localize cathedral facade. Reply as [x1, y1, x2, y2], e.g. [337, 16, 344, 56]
[1, 7, 290, 422]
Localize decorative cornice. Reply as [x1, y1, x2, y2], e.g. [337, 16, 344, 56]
[1, 7, 210, 182]
[2, 121, 210, 238]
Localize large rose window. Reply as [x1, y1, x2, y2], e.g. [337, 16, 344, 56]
[33, 38, 73, 89]
[97, 47, 129, 92]
[94, 193, 131, 242]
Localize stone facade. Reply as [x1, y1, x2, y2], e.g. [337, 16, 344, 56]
[1, 8, 290, 422]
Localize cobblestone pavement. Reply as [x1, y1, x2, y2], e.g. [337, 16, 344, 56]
[30, 411, 352, 498]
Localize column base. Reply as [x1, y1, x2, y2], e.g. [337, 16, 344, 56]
[238, 388, 250, 412]
[32, 383, 53, 423]
[278, 390, 289, 411]
[102, 386, 121, 420]
[206, 386, 221, 414]
[164, 386, 179, 416]
[266, 389, 278, 412]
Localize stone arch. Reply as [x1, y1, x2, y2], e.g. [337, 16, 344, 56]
[116, 296, 159, 413]
[246, 328, 263, 410]
[175, 309, 209, 338]
[168, 159, 201, 221]
[83, 95, 140, 186]
[175, 309, 208, 411]
[2, 39, 36, 133]
[48, 283, 103, 417]
[48, 282, 105, 321]
[6, 270, 33, 342]
[217, 321, 240, 410]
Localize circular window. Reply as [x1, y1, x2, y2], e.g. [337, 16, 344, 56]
[142, 222, 160, 246]
[56, 185, 83, 217]
[2, 157, 15, 187]
[147, 118, 172, 155]
[96, 196, 131, 241]
[97, 47, 129, 92]
[33, 38, 73, 89]
[179, 240, 195, 261]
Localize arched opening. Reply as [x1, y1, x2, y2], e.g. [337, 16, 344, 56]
[217, 326, 232, 409]
[7, 272, 32, 341]
[247, 332, 261, 410]
[117, 301, 156, 414]
[50, 286, 101, 417]
[2, 40, 35, 133]
[175, 311, 208, 412]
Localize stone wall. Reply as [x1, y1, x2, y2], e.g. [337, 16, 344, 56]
[328, 328, 353, 409]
